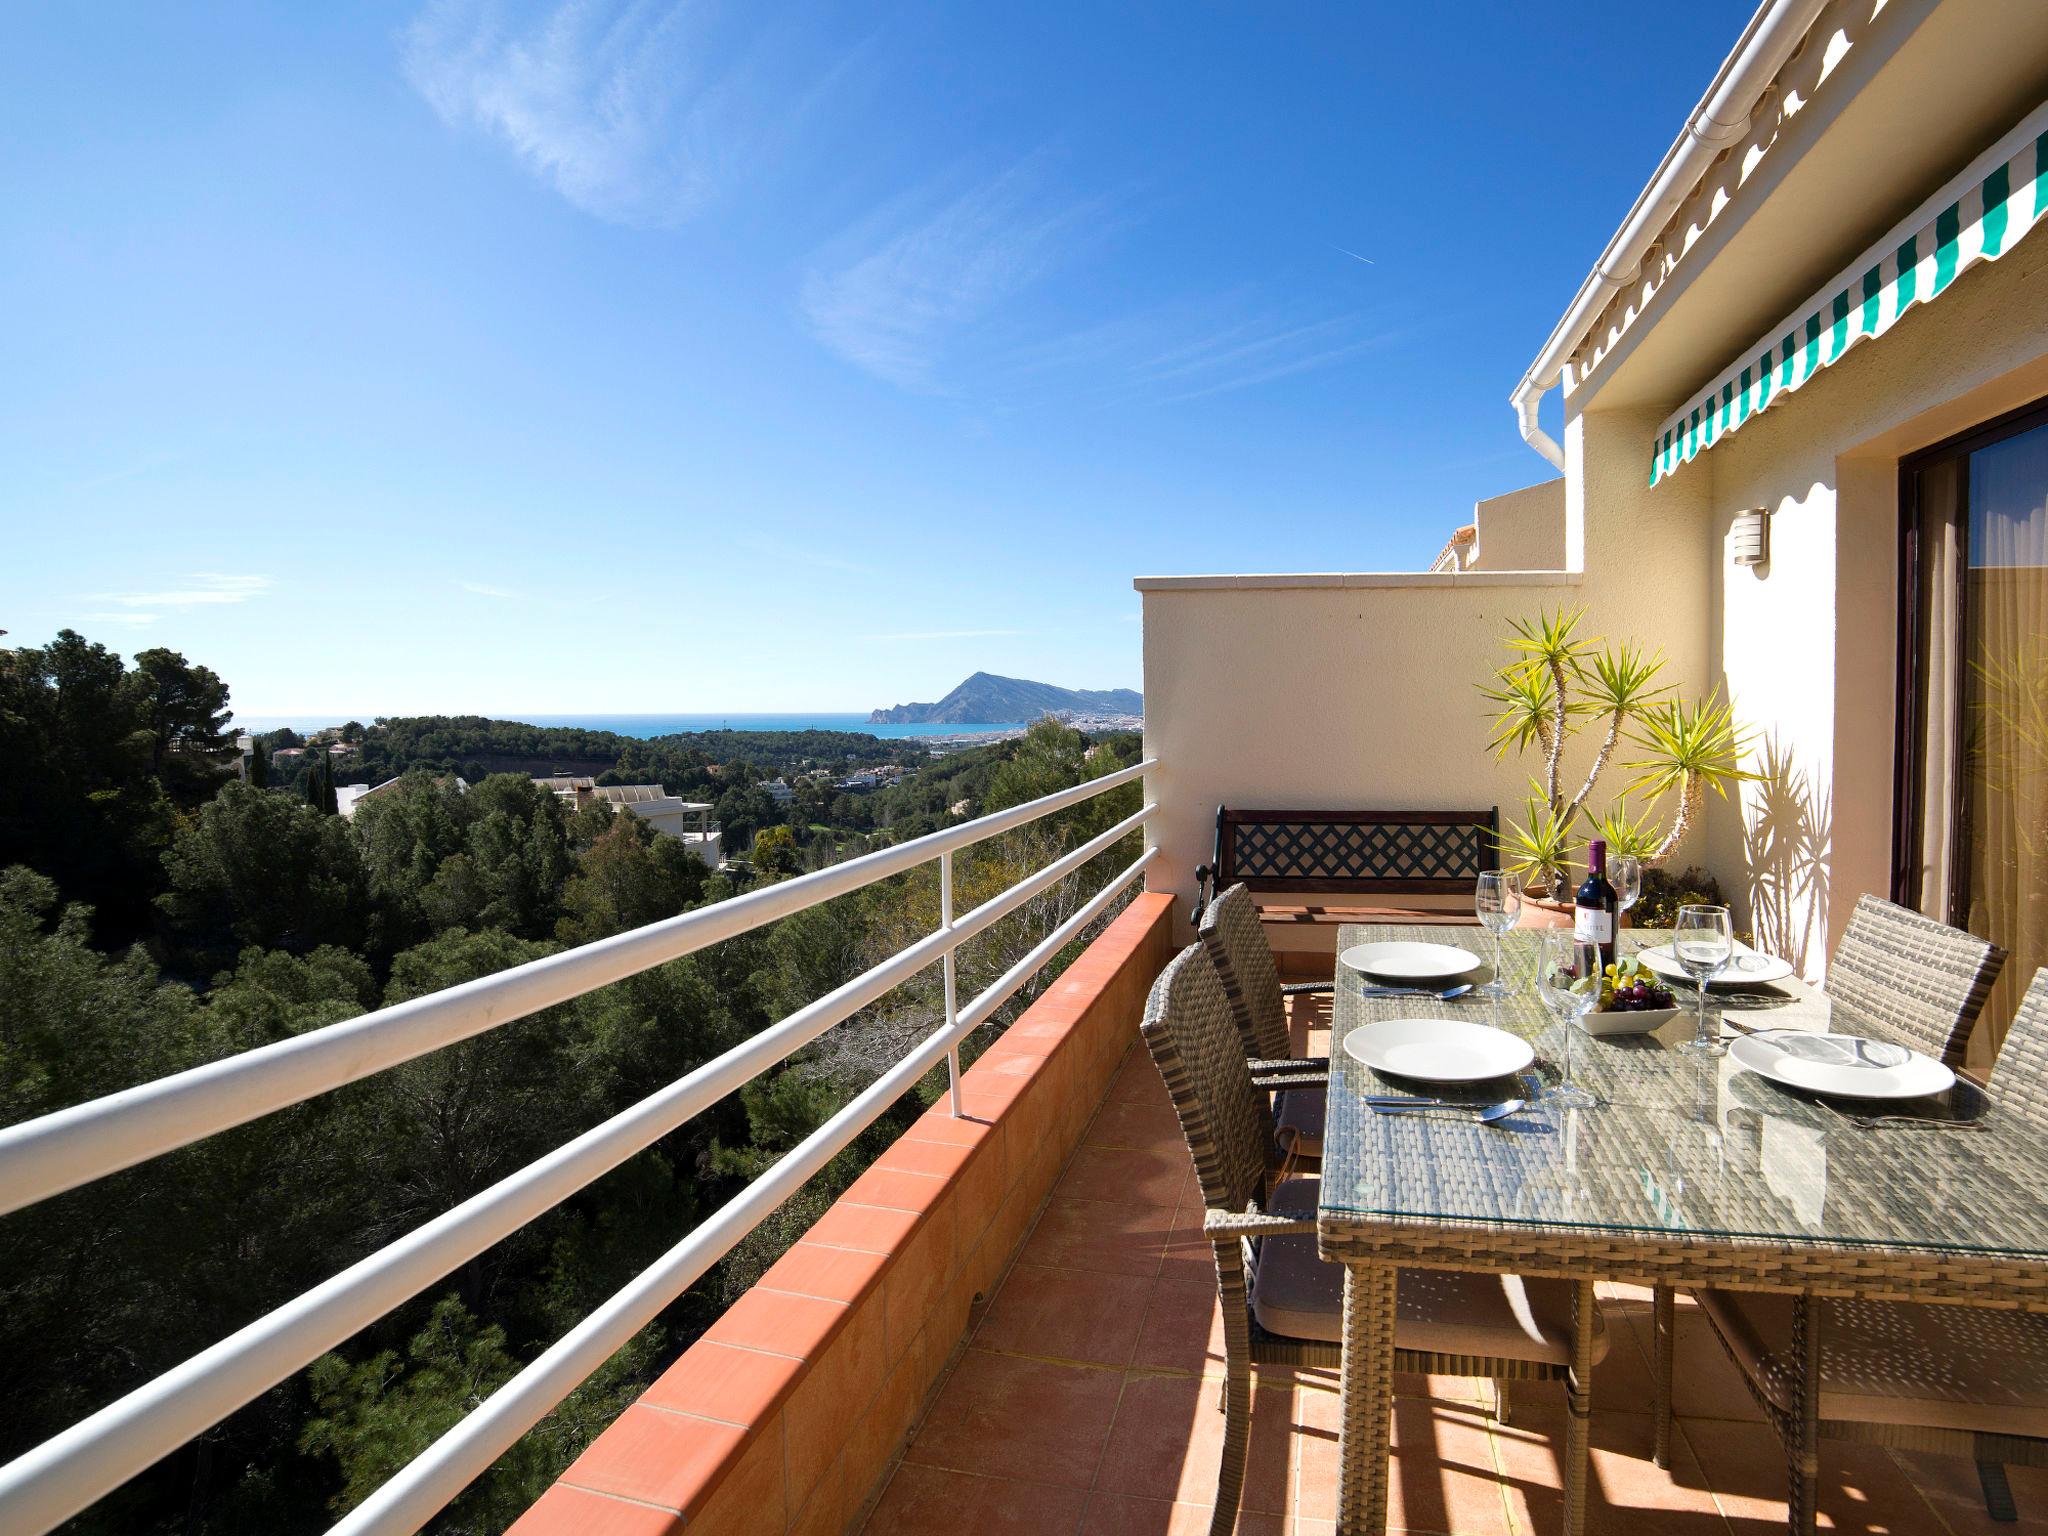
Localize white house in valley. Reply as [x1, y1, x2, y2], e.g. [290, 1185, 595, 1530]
[534, 777, 723, 867]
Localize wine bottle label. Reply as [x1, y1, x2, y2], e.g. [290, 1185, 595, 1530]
[1574, 907, 1613, 943]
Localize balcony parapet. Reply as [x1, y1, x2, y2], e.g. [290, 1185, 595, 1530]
[1134, 569, 1582, 591]
[509, 893, 1177, 1536]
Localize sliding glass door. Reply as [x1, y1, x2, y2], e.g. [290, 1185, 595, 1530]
[1898, 398, 2048, 1066]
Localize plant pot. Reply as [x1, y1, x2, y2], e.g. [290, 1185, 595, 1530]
[1515, 894, 1578, 930]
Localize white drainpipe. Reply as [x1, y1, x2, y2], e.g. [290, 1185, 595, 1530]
[1509, 0, 1832, 468]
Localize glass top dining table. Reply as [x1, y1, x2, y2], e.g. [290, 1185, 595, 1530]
[1319, 923, 2048, 1264]
[1316, 922, 2048, 1535]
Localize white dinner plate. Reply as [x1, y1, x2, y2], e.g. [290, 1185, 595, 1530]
[1339, 941, 1483, 983]
[1343, 1018, 1535, 1083]
[1639, 941, 1795, 989]
[1729, 1031, 1956, 1100]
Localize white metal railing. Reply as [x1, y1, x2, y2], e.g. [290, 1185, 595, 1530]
[0, 759, 1158, 1536]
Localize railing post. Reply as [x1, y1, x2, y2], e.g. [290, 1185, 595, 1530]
[941, 850, 962, 1116]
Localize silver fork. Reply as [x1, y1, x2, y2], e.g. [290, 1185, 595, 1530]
[1843, 1112, 1989, 1131]
[1814, 1099, 1990, 1131]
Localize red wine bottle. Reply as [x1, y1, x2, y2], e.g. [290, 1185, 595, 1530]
[1574, 838, 1617, 969]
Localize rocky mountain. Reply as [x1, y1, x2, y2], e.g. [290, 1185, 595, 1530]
[868, 672, 1143, 725]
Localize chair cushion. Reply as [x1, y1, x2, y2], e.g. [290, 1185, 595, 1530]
[1700, 1289, 2048, 1436]
[1248, 1180, 1605, 1368]
[1276, 1089, 1324, 1158]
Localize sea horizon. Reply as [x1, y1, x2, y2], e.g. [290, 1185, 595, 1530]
[232, 711, 1031, 741]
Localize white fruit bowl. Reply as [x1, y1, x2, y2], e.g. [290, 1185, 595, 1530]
[1579, 1007, 1681, 1038]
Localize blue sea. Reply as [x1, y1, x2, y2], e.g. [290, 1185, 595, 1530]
[235, 712, 1027, 740]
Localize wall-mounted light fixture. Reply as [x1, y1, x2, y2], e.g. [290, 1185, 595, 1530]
[1731, 506, 1770, 568]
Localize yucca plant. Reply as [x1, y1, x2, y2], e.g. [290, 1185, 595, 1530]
[1584, 795, 1665, 863]
[1500, 790, 1579, 897]
[1625, 690, 1755, 860]
[1480, 606, 1752, 896]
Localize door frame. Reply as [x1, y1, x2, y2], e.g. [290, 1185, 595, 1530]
[1891, 392, 2048, 917]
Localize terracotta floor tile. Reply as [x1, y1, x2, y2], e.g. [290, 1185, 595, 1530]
[1109, 1051, 1175, 1107]
[1687, 1418, 1947, 1534]
[1490, 1405, 1728, 1536]
[1284, 996, 1332, 1059]
[1088, 1100, 1190, 1154]
[862, 1463, 1090, 1534]
[1291, 1382, 1510, 1533]
[1079, 1491, 1285, 1534]
[1891, 1451, 2048, 1535]
[902, 1350, 1125, 1490]
[1392, 1371, 1493, 1406]
[1131, 1277, 1227, 1376]
[1020, 1195, 1175, 1278]
[1624, 1294, 1767, 1426]
[1057, 1145, 1192, 1208]
[1158, 1192, 1220, 1287]
[975, 1263, 1155, 1367]
[1097, 1370, 1295, 1513]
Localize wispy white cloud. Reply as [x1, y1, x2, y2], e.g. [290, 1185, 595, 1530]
[94, 574, 273, 609]
[801, 161, 1110, 391]
[862, 628, 1023, 642]
[998, 296, 1403, 406]
[404, 0, 742, 226]
[460, 580, 520, 598]
[735, 533, 880, 577]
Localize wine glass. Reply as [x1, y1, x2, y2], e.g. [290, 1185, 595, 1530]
[1473, 870, 1521, 999]
[1674, 904, 1735, 1056]
[1535, 930, 1601, 1109]
[1613, 854, 1642, 950]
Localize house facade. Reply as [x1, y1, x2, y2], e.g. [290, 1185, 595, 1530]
[1142, 0, 2048, 1068]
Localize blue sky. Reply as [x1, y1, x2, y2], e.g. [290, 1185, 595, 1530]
[3, 2, 1750, 717]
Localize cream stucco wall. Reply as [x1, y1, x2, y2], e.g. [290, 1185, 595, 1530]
[1468, 478, 1566, 571]
[1139, 435, 1712, 941]
[1666, 231, 2048, 989]
[1140, 233, 2048, 974]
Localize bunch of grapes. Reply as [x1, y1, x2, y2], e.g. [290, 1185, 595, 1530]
[1598, 957, 1676, 1012]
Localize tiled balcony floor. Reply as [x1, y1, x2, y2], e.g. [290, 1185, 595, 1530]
[859, 995, 2048, 1535]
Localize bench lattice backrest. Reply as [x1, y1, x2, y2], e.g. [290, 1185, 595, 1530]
[1212, 806, 1499, 899]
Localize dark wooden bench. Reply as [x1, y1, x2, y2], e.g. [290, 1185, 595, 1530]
[1193, 805, 1499, 926]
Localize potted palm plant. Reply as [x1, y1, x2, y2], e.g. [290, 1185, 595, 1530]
[1478, 607, 1752, 922]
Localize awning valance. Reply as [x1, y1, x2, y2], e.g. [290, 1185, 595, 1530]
[1649, 101, 2048, 487]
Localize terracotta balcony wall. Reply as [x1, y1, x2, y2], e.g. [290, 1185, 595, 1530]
[509, 893, 1179, 1536]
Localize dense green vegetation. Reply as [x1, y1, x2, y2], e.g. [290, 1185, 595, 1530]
[0, 631, 1143, 1534]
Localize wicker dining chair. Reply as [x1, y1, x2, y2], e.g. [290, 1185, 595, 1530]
[1650, 895, 2010, 1472]
[1823, 893, 2006, 1067]
[1656, 968, 2048, 1535]
[1141, 943, 1607, 1536]
[1197, 883, 1333, 1157]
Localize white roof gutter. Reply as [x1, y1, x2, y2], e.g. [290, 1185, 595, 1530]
[1510, 0, 1831, 468]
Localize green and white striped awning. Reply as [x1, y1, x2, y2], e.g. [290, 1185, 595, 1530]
[1649, 101, 2048, 486]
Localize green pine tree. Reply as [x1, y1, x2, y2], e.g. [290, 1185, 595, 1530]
[249, 740, 269, 789]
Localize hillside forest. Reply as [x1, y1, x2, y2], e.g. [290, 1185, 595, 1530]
[0, 629, 1144, 1535]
